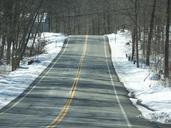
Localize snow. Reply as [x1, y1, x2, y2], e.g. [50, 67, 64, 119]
[107, 30, 171, 124]
[0, 32, 66, 109]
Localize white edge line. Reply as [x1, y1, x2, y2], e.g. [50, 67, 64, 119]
[0, 38, 69, 114]
[103, 36, 132, 128]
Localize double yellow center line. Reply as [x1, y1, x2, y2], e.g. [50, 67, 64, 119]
[47, 35, 88, 128]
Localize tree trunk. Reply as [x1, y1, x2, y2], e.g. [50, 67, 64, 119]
[6, 38, 12, 65]
[146, 0, 157, 66]
[135, 0, 139, 68]
[30, 13, 44, 56]
[0, 35, 6, 60]
[131, 29, 135, 61]
[164, 0, 170, 78]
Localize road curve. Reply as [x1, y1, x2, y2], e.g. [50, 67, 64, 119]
[0, 35, 170, 128]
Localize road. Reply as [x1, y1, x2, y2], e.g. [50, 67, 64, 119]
[0, 35, 170, 128]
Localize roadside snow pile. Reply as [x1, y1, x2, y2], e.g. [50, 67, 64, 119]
[0, 33, 66, 109]
[107, 30, 171, 124]
[39, 32, 65, 44]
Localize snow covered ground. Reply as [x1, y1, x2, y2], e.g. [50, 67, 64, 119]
[107, 31, 171, 124]
[0, 33, 66, 110]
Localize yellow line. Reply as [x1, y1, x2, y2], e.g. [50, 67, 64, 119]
[47, 35, 88, 128]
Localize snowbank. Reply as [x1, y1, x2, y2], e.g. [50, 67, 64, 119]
[107, 30, 171, 124]
[0, 33, 66, 109]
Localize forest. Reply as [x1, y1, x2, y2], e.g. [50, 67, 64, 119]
[0, 0, 170, 79]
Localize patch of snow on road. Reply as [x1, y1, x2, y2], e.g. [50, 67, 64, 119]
[0, 33, 66, 110]
[107, 30, 171, 124]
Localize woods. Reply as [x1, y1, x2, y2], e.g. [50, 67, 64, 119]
[118, 0, 171, 79]
[0, 0, 171, 79]
[0, 0, 44, 71]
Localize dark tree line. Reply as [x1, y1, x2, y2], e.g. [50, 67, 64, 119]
[0, 0, 171, 79]
[44, 0, 123, 35]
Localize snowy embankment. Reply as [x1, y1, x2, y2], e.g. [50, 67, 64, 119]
[107, 31, 171, 124]
[0, 33, 66, 109]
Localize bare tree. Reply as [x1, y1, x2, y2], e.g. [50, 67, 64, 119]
[164, 0, 171, 78]
[146, 0, 157, 66]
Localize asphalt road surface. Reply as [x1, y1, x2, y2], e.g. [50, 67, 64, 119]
[0, 35, 171, 128]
